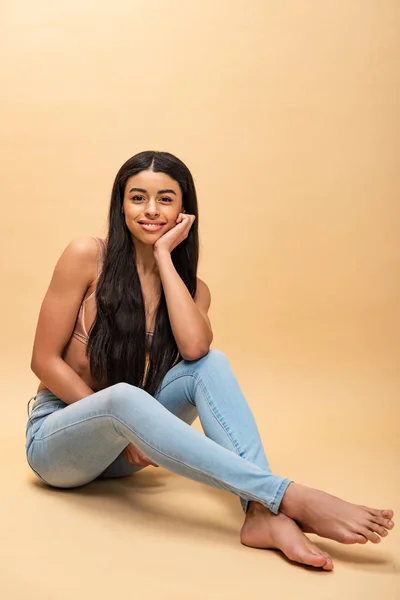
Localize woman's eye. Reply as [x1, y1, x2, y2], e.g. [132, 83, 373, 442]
[132, 195, 172, 203]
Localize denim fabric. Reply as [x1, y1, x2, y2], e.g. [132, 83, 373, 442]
[26, 350, 291, 514]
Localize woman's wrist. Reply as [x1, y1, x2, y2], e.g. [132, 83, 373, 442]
[153, 247, 172, 263]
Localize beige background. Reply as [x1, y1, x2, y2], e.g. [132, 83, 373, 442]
[1, 0, 399, 598]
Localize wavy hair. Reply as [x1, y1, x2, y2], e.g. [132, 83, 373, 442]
[86, 151, 199, 396]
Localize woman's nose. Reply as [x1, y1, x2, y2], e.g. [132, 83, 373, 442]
[145, 201, 159, 216]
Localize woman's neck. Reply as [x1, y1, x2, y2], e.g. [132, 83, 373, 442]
[133, 238, 159, 277]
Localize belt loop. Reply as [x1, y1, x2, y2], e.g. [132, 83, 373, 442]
[27, 396, 37, 416]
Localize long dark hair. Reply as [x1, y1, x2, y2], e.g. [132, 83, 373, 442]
[86, 151, 199, 396]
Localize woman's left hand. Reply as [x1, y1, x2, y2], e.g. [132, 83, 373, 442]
[123, 442, 159, 468]
[153, 213, 196, 255]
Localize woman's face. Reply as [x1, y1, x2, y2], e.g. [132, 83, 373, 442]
[122, 169, 183, 244]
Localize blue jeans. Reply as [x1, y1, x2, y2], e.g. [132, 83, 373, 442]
[25, 350, 291, 514]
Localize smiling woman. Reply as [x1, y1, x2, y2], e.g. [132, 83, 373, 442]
[26, 151, 394, 572]
[124, 179, 181, 236]
[32, 152, 204, 401]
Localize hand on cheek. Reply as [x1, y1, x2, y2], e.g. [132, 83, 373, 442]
[154, 212, 195, 254]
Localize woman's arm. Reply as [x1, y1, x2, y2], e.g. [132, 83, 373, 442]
[154, 249, 213, 361]
[31, 237, 98, 404]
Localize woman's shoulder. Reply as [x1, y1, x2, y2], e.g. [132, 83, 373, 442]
[56, 236, 104, 279]
[63, 236, 105, 258]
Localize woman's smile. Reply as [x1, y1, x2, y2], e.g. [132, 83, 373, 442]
[138, 222, 166, 232]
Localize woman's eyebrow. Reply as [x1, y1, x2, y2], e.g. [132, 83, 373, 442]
[128, 187, 177, 195]
[158, 189, 177, 195]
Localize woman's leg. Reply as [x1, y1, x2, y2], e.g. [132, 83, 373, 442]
[72, 348, 275, 492]
[154, 351, 336, 568]
[26, 350, 393, 567]
[155, 351, 394, 558]
[154, 349, 274, 514]
[155, 350, 394, 545]
[25, 362, 335, 571]
[26, 358, 290, 513]
[97, 379, 199, 479]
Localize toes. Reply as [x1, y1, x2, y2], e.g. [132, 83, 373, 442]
[381, 510, 394, 520]
[361, 528, 381, 544]
[370, 515, 391, 528]
[302, 553, 330, 569]
[322, 559, 334, 571]
[368, 508, 394, 520]
[370, 515, 394, 530]
[368, 523, 388, 538]
[368, 509, 394, 529]
[292, 543, 333, 570]
[386, 519, 395, 530]
[321, 552, 334, 571]
[309, 544, 333, 569]
[381, 529, 389, 538]
[341, 531, 367, 544]
[344, 533, 368, 544]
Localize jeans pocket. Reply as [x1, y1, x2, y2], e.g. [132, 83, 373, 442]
[28, 400, 66, 424]
[26, 402, 67, 444]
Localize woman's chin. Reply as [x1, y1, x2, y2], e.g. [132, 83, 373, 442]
[131, 233, 160, 246]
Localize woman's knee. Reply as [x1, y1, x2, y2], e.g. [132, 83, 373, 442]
[194, 349, 231, 369]
[102, 382, 154, 418]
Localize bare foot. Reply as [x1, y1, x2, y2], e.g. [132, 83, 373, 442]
[280, 483, 395, 544]
[240, 502, 334, 571]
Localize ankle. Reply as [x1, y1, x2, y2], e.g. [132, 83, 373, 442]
[280, 482, 301, 519]
[249, 500, 265, 510]
[246, 501, 271, 518]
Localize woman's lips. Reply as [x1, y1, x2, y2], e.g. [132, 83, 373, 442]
[138, 223, 166, 232]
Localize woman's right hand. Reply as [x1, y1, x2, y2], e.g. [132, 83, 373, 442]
[123, 442, 159, 467]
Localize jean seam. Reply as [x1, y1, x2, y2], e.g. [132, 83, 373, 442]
[33, 414, 119, 441]
[194, 374, 252, 511]
[156, 370, 253, 510]
[111, 413, 273, 506]
[196, 376, 243, 455]
[270, 478, 292, 513]
[157, 371, 199, 404]
[157, 371, 243, 456]
[30, 411, 273, 508]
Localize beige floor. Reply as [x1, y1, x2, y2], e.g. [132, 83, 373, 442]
[1, 1, 399, 597]
[1, 350, 399, 600]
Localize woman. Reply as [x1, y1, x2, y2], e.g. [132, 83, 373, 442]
[26, 151, 394, 571]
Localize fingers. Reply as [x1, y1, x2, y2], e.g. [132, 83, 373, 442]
[124, 444, 159, 467]
[127, 455, 157, 467]
[166, 214, 194, 252]
[177, 213, 195, 228]
[180, 214, 195, 237]
[136, 451, 158, 467]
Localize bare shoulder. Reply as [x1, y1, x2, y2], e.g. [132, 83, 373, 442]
[57, 236, 99, 268]
[51, 236, 100, 287]
[63, 236, 99, 260]
[31, 237, 102, 367]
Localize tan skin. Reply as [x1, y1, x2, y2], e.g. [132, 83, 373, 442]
[31, 169, 394, 571]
